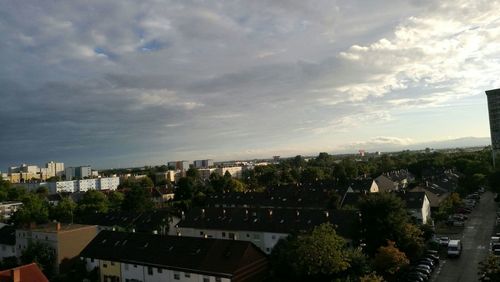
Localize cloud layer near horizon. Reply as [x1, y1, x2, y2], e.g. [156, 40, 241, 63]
[0, 0, 497, 169]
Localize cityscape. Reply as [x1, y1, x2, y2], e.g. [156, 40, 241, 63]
[1, 1, 500, 282]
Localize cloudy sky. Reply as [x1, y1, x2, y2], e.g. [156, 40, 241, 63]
[0, 0, 498, 170]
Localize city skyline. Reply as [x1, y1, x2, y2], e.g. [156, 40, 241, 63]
[1, 0, 499, 170]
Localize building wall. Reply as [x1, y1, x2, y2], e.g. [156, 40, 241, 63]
[369, 181, 379, 193]
[0, 243, 16, 260]
[57, 226, 98, 270]
[100, 260, 121, 282]
[99, 177, 120, 191]
[217, 167, 243, 179]
[0, 202, 23, 220]
[84, 257, 100, 272]
[421, 196, 431, 225]
[176, 227, 287, 254]
[78, 179, 99, 192]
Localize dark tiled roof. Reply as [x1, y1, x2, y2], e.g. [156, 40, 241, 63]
[347, 179, 375, 192]
[80, 231, 268, 278]
[340, 192, 363, 209]
[177, 207, 358, 239]
[0, 263, 48, 282]
[0, 225, 15, 245]
[206, 187, 335, 209]
[398, 191, 426, 209]
[76, 209, 178, 233]
[384, 170, 414, 182]
[410, 186, 449, 208]
[375, 175, 396, 192]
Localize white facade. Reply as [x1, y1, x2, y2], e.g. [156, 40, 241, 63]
[199, 169, 217, 181]
[78, 179, 99, 192]
[175, 227, 288, 254]
[42, 177, 120, 194]
[216, 167, 243, 179]
[99, 177, 120, 191]
[0, 202, 23, 220]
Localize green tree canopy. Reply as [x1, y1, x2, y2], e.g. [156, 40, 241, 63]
[121, 187, 153, 212]
[21, 241, 56, 278]
[12, 193, 49, 225]
[374, 240, 409, 277]
[49, 197, 76, 223]
[77, 190, 109, 216]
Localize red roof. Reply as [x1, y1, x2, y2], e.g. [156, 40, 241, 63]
[0, 263, 48, 282]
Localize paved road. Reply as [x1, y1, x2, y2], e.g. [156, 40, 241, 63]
[431, 192, 496, 282]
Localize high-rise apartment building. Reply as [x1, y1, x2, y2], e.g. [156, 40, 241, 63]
[486, 88, 500, 167]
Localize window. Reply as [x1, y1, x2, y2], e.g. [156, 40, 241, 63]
[90, 258, 94, 263]
[203, 277, 210, 282]
[271, 235, 276, 240]
[174, 272, 180, 280]
[103, 263, 108, 268]
[134, 264, 137, 268]
[200, 231, 204, 236]
[158, 268, 162, 273]
[147, 266, 153, 275]
[124, 264, 129, 270]
[222, 232, 226, 237]
[246, 234, 250, 238]
[111, 262, 115, 266]
[266, 248, 270, 252]
[228, 233, 235, 239]
[184, 272, 191, 278]
[216, 278, 222, 282]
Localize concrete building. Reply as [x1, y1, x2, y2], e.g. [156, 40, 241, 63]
[0, 225, 16, 261]
[217, 166, 243, 179]
[167, 161, 189, 171]
[16, 223, 98, 273]
[65, 166, 92, 180]
[0, 202, 23, 220]
[199, 168, 217, 181]
[193, 159, 214, 169]
[46, 161, 65, 177]
[487, 88, 500, 167]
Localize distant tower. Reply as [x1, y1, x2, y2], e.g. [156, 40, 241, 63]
[486, 88, 500, 168]
[359, 149, 365, 157]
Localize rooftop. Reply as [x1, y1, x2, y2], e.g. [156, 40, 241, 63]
[80, 230, 268, 278]
[19, 223, 96, 233]
[0, 263, 48, 282]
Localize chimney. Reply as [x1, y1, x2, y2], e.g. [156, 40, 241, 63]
[10, 268, 20, 282]
[201, 209, 205, 217]
[325, 211, 329, 218]
[181, 211, 185, 220]
[222, 209, 226, 216]
[296, 210, 300, 217]
[56, 222, 61, 231]
[269, 209, 273, 217]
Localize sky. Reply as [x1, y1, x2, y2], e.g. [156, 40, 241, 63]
[0, 0, 498, 170]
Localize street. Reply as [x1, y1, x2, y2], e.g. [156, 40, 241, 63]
[431, 191, 496, 281]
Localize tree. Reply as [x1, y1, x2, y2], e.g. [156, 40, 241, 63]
[12, 193, 49, 225]
[21, 241, 56, 278]
[270, 223, 353, 281]
[77, 190, 109, 216]
[175, 177, 195, 201]
[478, 255, 500, 281]
[108, 191, 124, 211]
[374, 240, 409, 277]
[358, 193, 412, 255]
[360, 272, 385, 282]
[50, 197, 76, 223]
[121, 187, 153, 212]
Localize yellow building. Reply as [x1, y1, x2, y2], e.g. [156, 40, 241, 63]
[99, 260, 121, 282]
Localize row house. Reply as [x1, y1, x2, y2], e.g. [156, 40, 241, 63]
[80, 230, 269, 282]
[174, 207, 358, 254]
[15, 223, 98, 274]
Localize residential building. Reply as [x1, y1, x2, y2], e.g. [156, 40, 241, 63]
[205, 186, 334, 210]
[167, 161, 189, 171]
[0, 225, 16, 261]
[397, 191, 431, 225]
[486, 88, 500, 167]
[345, 179, 379, 193]
[16, 223, 98, 273]
[374, 175, 398, 193]
[0, 202, 23, 220]
[193, 159, 214, 169]
[65, 166, 92, 180]
[80, 230, 269, 282]
[76, 209, 180, 235]
[26, 177, 120, 194]
[199, 168, 217, 181]
[0, 263, 49, 282]
[175, 207, 358, 254]
[217, 166, 243, 179]
[46, 161, 65, 177]
[410, 184, 450, 212]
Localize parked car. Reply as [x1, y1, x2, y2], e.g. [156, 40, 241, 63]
[439, 236, 450, 246]
[412, 266, 432, 279]
[425, 254, 440, 265]
[455, 207, 472, 214]
[406, 272, 427, 282]
[416, 258, 435, 269]
[452, 214, 468, 221]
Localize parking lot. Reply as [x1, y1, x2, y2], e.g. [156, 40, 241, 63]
[429, 191, 496, 281]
